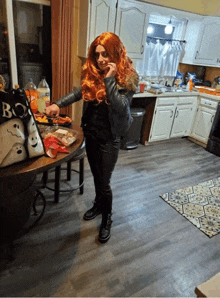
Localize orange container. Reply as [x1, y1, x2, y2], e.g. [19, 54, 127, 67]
[206, 88, 216, 95]
[215, 89, 220, 96]
[25, 89, 38, 113]
[195, 86, 205, 93]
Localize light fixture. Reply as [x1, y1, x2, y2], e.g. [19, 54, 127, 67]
[164, 18, 173, 35]
[147, 25, 154, 34]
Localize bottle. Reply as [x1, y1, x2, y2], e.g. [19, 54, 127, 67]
[37, 77, 50, 113]
[24, 78, 38, 114]
[188, 78, 194, 92]
[0, 75, 6, 92]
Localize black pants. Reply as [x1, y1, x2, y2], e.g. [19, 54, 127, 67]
[85, 135, 121, 214]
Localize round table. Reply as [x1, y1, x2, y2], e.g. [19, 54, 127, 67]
[0, 124, 84, 245]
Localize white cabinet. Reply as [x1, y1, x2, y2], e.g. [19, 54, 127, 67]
[78, 0, 117, 58]
[181, 17, 220, 67]
[194, 20, 220, 66]
[115, 0, 149, 59]
[149, 96, 197, 142]
[170, 97, 197, 138]
[149, 105, 175, 142]
[89, 0, 117, 44]
[190, 97, 218, 144]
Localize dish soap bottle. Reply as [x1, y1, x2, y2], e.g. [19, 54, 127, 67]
[24, 78, 38, 114]
[37, 77, 50, 113]
[186, 78, 194, 92]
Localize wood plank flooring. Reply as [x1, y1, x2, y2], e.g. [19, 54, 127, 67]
[1, 137, 220, 297]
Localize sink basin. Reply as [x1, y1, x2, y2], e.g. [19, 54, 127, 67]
[164, 88, 188, 93]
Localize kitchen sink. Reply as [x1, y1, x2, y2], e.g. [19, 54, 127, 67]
[164, 87, 189, 93]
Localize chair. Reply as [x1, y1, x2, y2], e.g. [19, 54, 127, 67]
[42, 141, 85, 203]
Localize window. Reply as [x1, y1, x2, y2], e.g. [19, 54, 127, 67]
[136, 14, 186, 82]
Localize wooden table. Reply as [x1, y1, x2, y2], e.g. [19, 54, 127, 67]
[0, 124, 84, 245]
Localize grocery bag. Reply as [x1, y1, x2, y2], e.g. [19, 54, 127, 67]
[0, 87, 45, 168]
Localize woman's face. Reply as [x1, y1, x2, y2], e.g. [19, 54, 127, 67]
[95, 45, 111, 71]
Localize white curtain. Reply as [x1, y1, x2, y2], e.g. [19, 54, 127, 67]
[137, 39, 185, 82]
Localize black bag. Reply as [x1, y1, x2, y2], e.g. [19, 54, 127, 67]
[0, 88, 45, 168]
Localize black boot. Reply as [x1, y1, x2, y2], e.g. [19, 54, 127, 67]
[83, 201, 102, 220]
[98, 213, 112, 243]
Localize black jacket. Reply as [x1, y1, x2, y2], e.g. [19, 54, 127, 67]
[54, 74, 138, 138]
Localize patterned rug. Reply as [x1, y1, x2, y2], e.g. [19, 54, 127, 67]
[160, 177, 220, 238]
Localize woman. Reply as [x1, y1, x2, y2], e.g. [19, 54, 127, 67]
[46, 32, 138, 243]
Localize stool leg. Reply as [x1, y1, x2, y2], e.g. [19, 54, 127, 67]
[67, 161, 71, 181]
[54, 165, 61, 203]
[79, 158, 84, 194]
[42, 171, 48, 187]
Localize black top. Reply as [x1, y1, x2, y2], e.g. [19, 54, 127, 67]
[81, 100, 113, 141]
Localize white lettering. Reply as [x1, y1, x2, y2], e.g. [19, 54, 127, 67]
[2, 102, 28, 118]
[2, 102, 12, 118]
[12, 103, 27, 117]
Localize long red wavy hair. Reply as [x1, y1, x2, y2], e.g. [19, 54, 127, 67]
[81, 32, 133, 103]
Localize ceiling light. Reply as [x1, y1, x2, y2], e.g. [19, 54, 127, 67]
[147, 25, 154, 34]
[164, 19, 173, 34]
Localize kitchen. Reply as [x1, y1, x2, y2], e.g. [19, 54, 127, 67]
[1, 0, 220, 297]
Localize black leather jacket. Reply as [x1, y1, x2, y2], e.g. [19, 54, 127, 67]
[54, 76, 136, 138]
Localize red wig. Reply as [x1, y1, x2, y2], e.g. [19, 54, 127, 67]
[81, 32, 134, 103]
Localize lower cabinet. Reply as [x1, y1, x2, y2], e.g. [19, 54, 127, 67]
[149, 96, 197, 143]
[149, 105, 175, 142]
[170, 103, 197, 138]
[190, 105, 216, 144]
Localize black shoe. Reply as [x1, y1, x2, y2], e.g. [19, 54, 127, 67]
[98, 213, 112, 243]
[83, 203, 102, 220]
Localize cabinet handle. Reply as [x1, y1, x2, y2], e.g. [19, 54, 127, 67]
[195, 51, 199, 59]
[175, 110, 179, 118]
[170, 110, 173, 118]
[211, 115, 214, 123]
[141, 45, 144, 54]
[217, 59, 219, 63]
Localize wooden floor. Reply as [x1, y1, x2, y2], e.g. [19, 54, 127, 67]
[1, 137, 220, 297]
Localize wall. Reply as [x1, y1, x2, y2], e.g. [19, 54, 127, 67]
[139, 0, 220, 16]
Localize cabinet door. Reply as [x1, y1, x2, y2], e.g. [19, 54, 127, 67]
[170, 103, 196, 138]
[194, 21, 220, 66]
[115, 0, 148, 59]
[180, 20, 202, 65]
[190, 106, 216, 144]
[149, 106, 175, 142]
[89, 0, 117, 44]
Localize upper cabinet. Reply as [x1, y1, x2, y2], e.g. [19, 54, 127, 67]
[114, 0, 149, 59]
[180, 17, 220, 67]
[78, 0, 117, 58]
[78, 0, 148, 59]
[78, 0, 220, 69]
[89, 0, 117, 44]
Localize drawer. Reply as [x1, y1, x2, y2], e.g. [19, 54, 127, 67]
[200, 98, 218, 109]
[178, 96, 197, 105]
[156, 97, 176, 106]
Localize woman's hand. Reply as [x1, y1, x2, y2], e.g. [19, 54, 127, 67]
[105, 63, 117, 78]
[45, 104, 60, 117]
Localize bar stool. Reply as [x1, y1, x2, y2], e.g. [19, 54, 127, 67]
[42, 141, 85, 203]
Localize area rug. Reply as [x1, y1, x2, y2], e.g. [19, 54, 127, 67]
[160, 177, 220, 238]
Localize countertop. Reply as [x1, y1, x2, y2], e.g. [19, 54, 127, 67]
[133, 90, 220, 101]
